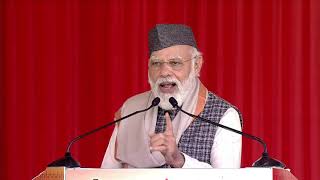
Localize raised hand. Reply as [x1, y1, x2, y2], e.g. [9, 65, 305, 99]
[149, 112, 185, 167]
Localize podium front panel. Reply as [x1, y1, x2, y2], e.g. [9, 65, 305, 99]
[65, 168, 297, 180]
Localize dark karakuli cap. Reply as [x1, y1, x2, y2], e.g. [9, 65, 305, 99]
[148, 24, 198, 55]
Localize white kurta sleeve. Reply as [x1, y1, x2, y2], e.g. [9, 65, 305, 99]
[101, 125, 122, 168]
[211, 107, 242, 168]
[182, 107, 242, 168]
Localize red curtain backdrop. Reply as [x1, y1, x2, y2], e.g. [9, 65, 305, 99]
[1, 0, 319, 179]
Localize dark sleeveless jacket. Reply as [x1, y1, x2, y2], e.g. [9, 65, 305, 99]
[155, 92, 242, 167]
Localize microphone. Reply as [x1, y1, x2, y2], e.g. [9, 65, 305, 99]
[169, 97, 286, 168]
[48, 97, 160, 168]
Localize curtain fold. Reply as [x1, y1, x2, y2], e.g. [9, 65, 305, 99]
[1, 0, 319, 179]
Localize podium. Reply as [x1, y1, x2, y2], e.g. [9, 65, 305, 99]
[33, 167, 298, 180]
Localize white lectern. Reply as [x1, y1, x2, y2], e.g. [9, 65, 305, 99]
[33, 167, 298, 180]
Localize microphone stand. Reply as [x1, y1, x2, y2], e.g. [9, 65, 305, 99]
[169, 97, 286, 168]
[48, 97, 160, 168]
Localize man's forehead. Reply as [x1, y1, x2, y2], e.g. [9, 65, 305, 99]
[150, 45, 193, 58]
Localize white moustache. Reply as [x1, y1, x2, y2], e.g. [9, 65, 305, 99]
[156, 77, 178, 85]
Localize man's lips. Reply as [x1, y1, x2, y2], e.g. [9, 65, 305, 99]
[159, 82, 177, 93]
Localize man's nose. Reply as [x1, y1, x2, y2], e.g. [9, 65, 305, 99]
[158, 62, 173, 77]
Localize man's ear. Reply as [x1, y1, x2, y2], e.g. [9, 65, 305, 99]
[194, 56, 203, 77]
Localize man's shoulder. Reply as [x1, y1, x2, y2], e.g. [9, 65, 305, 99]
[207, 91, 233, 108]
[207, 91, 243, 126]
[122, 91, 152, 110]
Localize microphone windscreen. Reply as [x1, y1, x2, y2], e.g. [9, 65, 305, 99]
[169, 97, 178, 107]
[152, 97, 160, 106]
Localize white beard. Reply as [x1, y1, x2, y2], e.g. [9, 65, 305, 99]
[148, 69, 196, 110]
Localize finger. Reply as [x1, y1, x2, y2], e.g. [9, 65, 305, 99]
[164, 112, 173, 135]
[149, 132, 156, 138]
[150, 145, 167, 152]
[150, 138, 166, 147]
[150, 133, 166, 144]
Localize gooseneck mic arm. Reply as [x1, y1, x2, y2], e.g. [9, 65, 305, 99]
[169, 97, 286, 168]
[48, 97, 160, 168]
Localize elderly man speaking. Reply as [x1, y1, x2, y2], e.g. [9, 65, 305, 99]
[101, 24, 242, 168]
